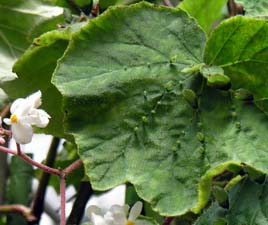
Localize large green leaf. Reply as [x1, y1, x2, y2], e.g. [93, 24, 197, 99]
[195, 178, 268, 225]
[0, 0, 64, 83]
[204, 16, 268, 113]
[53, 2, 206, 215]
[52, 2, 268, 216]
[179, 0, 227, 33]
[235, 0, 268, 17]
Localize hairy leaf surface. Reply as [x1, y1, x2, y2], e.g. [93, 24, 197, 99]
[53, 2, 268, 216]
[53, 2, 206, 215]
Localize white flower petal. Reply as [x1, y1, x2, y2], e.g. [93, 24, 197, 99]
[103, 211, 117, 225]
[10, 98, 25, 114]
[123, 205, 130, 215]
[91, 213, 107, 225]
[87, 205, 102, 218]
[128, 202, 143, 221]
[15, 100, 32, 117]
[3, 118, 11, 125]
[11, 123, 33, 144]
[110, 205, 127, 216]
[34, 109, 50, 127]
[27, 90, 42, 108]
[108, 205, 127, 225]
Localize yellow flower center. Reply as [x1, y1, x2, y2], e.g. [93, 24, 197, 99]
[10, 114, 18, 123]
[125, 221, 135, 225]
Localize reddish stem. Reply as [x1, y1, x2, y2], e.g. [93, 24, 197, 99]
[0, 142, 84, 225]
[16, 143, 21, 155]
[0, 145, 16, 154]
[63, 159, 83, 175]
[0, 128, 12, 137]
[0, 145, 61, 176]
[60, 175, 66, 225]
[162, 217, 173, 225]
[91, 0, 99, 17]
[162, 0, 174, 7]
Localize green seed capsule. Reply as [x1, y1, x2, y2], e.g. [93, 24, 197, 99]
[169, 55, 177, 64]
[207, 74, 231, 90]
[165, 81, 174, 91]
[198, 146, 205, 154]
[234, 88, 254, 101]
[235, 122, 241, 129]
[182, 89, 198, 109]
[231, 111, 237, 118]
[142, 116, 148, 123]
[196, 132, 205, 143]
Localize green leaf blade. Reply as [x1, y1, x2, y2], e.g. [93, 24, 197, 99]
[53, 2, 207, 216]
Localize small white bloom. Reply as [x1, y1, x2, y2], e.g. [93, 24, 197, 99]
[87, 201, 144, 225]
[3, 90, 50, 144]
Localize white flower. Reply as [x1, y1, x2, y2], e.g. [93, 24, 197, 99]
[87, 201, 144, 225]
[3, 90, 50, 144]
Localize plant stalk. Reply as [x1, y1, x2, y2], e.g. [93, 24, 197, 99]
[60, 175, 66, 225]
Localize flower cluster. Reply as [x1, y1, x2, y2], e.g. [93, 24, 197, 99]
[87, 201, 145, 225]
[3, 90, 50, 144]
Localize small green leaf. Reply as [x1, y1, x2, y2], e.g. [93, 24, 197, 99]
[179, 0, 228, 33]
[206, 74, 231, 90]
[200, 65, 224, 77]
